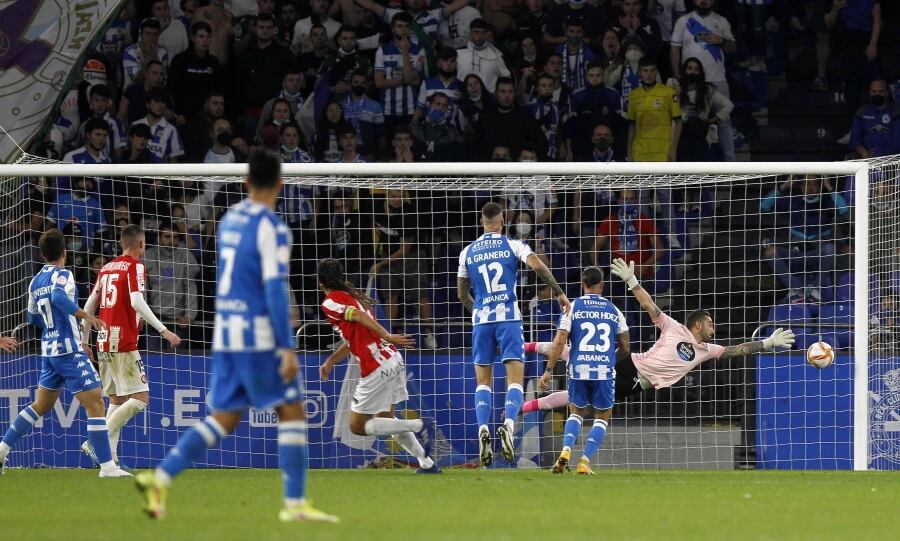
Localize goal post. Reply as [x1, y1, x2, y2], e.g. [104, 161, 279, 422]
[0, 156, 890, 471]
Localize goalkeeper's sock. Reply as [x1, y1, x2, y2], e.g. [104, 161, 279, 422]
[363, 417, 424, 436]
[522, 391, 570, 414]
[392, 432, 434, 469]
[86, 418, 116, 470]
[580, 419, 608, 461]
[562, 414, 583, 450]
[158, 416, 227, 485]
[525, 342, 570, 359]
[503, 384, 524, 430]
[474, 385, 492, 432]
[278, 421, 308, 506]
[106, 398, 146, 462]
[1, 406, 40, 456]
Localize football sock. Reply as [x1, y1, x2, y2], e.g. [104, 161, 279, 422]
[86, 417, 116, 470]
[278, 420, 308, 506]
[363, 417, 424, 436]
[525, 342, 570, 359]
[474, 385, 492, 431]
[106, 398, 146, 462]
[157, 416, 227, 485]
[392, 432, 434, 469]
[1, 406, 40, 457]
[581, 419, 609, 461]
[503, 384, 524, 431]
[562, 414, 583, 450]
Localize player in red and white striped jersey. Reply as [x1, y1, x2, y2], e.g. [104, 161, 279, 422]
[80, 225, 181, 465]
[317, 258, 440, 473]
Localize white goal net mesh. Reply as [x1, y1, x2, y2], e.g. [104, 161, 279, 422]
[0, 155, 896, 471]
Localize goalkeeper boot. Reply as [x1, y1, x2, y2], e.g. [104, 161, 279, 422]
[576, 458, 595, 476]
[135, 471, 168, 519]
[415, 417, 435, 459]
[478, 427, 493, 467]
[80, 440, 100, 467]
[551, 448, 571, 474]
[278, 501, 340, 523]
[496, 423, 515, 464]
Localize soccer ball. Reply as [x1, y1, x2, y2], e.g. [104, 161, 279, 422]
[806, 341, 834, 369]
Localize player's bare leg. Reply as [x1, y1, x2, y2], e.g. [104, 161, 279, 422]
[276, 402, 339, 523]
[474, 364, 494, 466]
[1, 387, 59, 473]
[496, 360, 524, 464]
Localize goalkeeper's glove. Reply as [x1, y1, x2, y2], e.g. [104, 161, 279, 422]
[762, 327, 795, 351]
[610, 258, 639, 291]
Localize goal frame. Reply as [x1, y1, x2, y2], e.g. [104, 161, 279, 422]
[0, 160, 871, 471]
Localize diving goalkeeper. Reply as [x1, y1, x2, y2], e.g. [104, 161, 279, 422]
[524, 258, 796, 413]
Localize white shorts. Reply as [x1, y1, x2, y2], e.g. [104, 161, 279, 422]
[98, 351, 149, 397]
[351, 353, 409, 415]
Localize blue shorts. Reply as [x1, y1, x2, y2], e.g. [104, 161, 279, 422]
[207, 351, 304, 412]
[568, 378, 614, 410]
[38, 352, 101, 395]
[472, 321, 525, 365]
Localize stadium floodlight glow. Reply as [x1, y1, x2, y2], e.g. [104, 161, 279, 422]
[0, 157, 883, 471]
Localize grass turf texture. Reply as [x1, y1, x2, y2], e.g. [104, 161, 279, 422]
[2, 469, 898, 541]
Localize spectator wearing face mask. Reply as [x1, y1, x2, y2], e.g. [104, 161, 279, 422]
[320, 25, 373, 101]
[342, 71, 385, 162]
[555, 17, 594, 93]
[204, 117, 240, 163]
[456, 18, 511, 98]
[279, 122, 314, 164]
[524, 73, 567, 160]
[667, 56, 733, 162]
[849, 79, 900, 159]
[571, 124, 617, 265]
[411, 92, 465, 162]
[569, 60, 623, 161]
[610, 0, 663, 68]
[414, 47, 464, 123]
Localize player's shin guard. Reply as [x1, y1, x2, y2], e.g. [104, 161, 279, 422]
[278, 421, 308, 505]
[581, 419, 608, 460]
[474, 385, 492, 431]
[86, 418, 115, 468]
[1, 406, 40, 456]
[562, 414, 583, 450]
[503, 384, 524, 430]
[107, 399, 147, 462]
[157, 416, 227, 484]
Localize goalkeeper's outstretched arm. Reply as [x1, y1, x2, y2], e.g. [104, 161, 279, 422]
[609, 258, 661, 320]
[720, 328, 796, 359]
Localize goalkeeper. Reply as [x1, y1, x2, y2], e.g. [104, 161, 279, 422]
[523, 258, 796, 413]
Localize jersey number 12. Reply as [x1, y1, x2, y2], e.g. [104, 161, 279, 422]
[476, 262, 506, 294]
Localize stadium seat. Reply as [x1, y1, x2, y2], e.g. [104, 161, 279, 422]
[766, 304, 816, 350]
[818, 302, 854, 349]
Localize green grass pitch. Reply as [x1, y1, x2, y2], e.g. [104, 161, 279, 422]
[2, 469, 898, 541]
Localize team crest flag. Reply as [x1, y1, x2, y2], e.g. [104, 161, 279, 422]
[0, 0, 124, 162]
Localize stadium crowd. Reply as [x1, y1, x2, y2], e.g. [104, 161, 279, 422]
[9, 0, 898, 349]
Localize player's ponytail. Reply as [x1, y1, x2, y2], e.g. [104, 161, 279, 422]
[317, 258, 378, 310]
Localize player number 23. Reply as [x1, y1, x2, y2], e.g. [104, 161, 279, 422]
[476, 262, 507, 294]
[579, 322, 611, 353]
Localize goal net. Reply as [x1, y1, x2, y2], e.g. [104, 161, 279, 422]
[0, 156, 895, 471]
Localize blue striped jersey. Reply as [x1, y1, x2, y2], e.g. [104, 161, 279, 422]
[458, 233, 533, 325]
[62, 146, 111, 165]
[416, 76, 464, 110]
[383, 7, 446, 41]
[558, 294, 628, 381]
[375, 40, 425, 116]
[121, 42, 170, 89]
[27, 265, 85, 357]
[131, 117, 184, 162]
[212, 199, 292, 352]
[277, 182, 318, 226]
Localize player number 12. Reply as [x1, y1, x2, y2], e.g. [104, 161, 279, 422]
[476, 262, 507, 294]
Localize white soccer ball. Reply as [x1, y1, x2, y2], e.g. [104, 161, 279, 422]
[806, 341, 835, 369]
